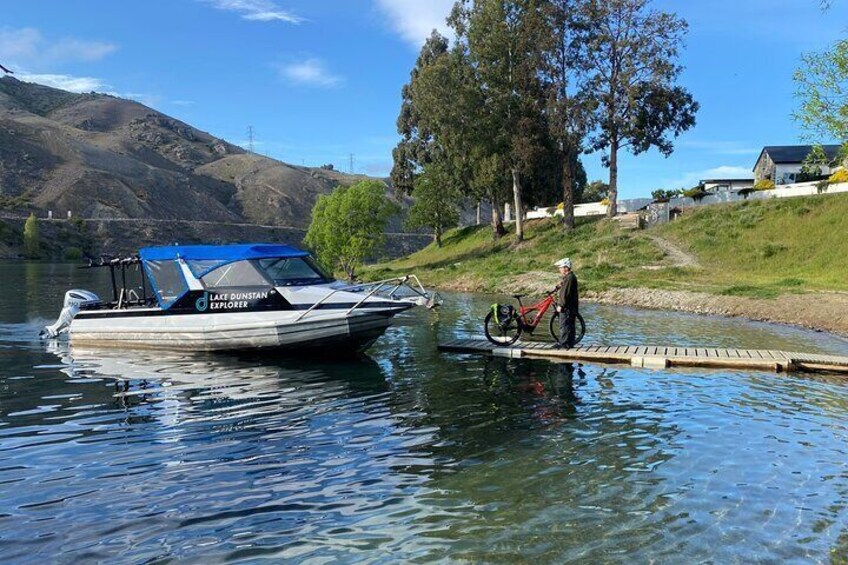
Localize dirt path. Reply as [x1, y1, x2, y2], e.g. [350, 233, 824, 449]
[645, 235, 700, 269]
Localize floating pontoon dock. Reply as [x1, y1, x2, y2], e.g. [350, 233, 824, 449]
[438, 339, 848, 375]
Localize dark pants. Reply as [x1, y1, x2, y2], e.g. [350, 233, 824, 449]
[559, 310, 576, 347]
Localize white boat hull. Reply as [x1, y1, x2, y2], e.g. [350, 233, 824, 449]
[69, 308, 402, 353]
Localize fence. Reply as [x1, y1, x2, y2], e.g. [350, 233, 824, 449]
[525, 182, 848, 226]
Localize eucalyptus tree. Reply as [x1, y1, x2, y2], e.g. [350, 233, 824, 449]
[395, 25, 510, 238]
[574, 0, 698, 217]
[391, 32, 450, 196]
[545, 0, 594, 230]
[450, 0, 552, 242]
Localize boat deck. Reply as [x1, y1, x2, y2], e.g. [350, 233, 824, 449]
[437, 339, 848, 375]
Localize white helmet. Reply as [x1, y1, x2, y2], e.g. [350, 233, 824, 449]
[554, 258, 572, 269]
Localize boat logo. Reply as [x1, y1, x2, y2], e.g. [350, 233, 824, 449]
[195, 292, 209, 312]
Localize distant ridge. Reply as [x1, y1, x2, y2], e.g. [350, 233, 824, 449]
[0, 76, 391, 229]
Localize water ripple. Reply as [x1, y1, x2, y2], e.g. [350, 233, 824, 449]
[0, 279, 848, 561]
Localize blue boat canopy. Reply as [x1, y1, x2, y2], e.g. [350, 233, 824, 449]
[139, 243, 309, 263]
[139, 244, 312, 309]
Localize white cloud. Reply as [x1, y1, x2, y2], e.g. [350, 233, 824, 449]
[201, 0, 302, 23]
[15, 73, 110, 93]
[276, 58, 342, 88]
[374, 0, 455, 48]
[0, 27, 116, 68]
[13, 74, 165, 110]
[50, 39, 117, 62]
[661, 165, 754, 189]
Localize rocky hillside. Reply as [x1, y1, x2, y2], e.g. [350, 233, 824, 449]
[0, 76, 392, 229]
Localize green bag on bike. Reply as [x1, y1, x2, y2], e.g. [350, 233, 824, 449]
[491, 303, 515, 327]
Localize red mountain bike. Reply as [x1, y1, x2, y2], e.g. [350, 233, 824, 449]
[484, 289, 585, 346]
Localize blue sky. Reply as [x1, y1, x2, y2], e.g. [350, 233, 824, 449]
[2, 0, 846, 200]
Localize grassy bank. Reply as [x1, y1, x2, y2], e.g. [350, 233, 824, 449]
[656, 193, 848, 295]
[365, 192, 848, 299]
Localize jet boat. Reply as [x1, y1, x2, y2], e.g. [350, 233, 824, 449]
[42, 243, 437, 353]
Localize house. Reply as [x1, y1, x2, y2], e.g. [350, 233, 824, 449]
[699, 178, 753, 193]
[753, 145, 843, 185]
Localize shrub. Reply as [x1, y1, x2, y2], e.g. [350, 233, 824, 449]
[682, 187, 708, 200]
[23, 213, 39, 258]
[828, 168, 848, 185]
[651, 189, 680, 202]
[761, 242, 787, 259]
[304, 180, 400, 280]
[754, 179, 775, 190]
[64, 247, 83, 260]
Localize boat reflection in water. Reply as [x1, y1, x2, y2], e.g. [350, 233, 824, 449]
[46, 340, 392, 429]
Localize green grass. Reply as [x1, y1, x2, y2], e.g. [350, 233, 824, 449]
[365, 215, 666, 294]
[655, 192, 848, 292]
[364, 192, 848, 298]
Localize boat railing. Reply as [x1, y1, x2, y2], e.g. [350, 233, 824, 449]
[294, 275, 438, 322]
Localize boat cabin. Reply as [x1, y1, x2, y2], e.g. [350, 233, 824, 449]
[89, 244, 333, 312]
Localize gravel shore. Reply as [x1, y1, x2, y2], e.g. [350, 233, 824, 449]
[586, 288, 848, 337]
[434, 273, 848, 337]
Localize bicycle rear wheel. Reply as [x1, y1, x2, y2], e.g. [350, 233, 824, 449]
[484, 311, 523, 346]
[548, 312, 585, 345]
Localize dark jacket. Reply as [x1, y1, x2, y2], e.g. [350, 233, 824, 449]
[558, 272, 579, 313]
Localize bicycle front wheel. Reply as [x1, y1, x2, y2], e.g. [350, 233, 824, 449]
[549, 312, 585, 345]
[484, 311, 523, 346]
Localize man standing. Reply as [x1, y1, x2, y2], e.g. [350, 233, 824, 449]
[555, 258, 579, 348]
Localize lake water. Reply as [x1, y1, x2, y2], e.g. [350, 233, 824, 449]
[2, 262, 848, 563]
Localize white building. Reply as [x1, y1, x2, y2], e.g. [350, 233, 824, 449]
[699, 178, 753, 192]
[753, 145, 843, 185]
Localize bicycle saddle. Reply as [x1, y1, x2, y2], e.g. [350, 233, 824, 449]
[512, 294, 526, 299]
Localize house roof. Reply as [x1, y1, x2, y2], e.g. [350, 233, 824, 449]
[700, 178, 754, 184]
[754, 145, 843, 170]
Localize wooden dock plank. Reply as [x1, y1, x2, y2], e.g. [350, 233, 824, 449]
[437, 339, 848, 375]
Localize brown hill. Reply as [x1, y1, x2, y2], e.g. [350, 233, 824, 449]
[0, 76, 388, 229]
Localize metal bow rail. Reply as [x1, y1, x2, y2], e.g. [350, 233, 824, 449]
[294, 275, 439, 322]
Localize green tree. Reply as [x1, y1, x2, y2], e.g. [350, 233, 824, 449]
[450, 0, 552, 242]
[651, 188, 680, 201]
[574, 0, 698, 217]
[391, 32, 451, 195]
[581, 179, 609, 203]
[23, 213, 39, 258]
[304, 181, 399, 280]
[546, 0, 595, 230]
[794, 39, 848, 145]
[800, 144, 829, 180]
[403, 28, 510, 238]
[406, 163, 462, 247]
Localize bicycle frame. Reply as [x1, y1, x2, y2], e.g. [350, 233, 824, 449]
[516, 293, 556, 332]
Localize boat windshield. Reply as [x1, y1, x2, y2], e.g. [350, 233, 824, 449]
[200, 260, 268, 289]
[255, 257, 333, 286]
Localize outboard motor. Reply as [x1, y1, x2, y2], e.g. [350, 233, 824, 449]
[41, 289, 101, 339]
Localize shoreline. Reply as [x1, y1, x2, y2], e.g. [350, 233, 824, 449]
[430, 278, 848, 338]
[585, 288, 848, 339]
